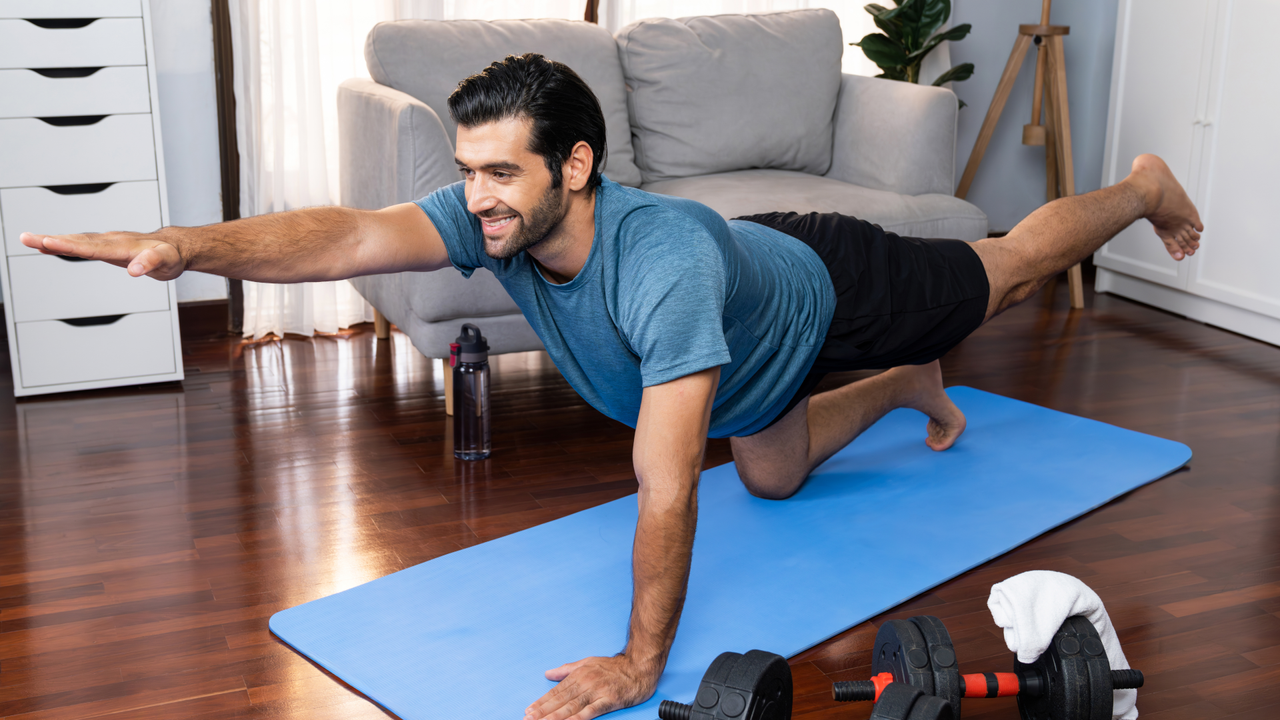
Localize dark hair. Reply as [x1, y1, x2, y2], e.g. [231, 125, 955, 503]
[448, 53, 607, 192]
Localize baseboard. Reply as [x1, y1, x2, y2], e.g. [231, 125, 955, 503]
[1096, 268, 1280, 348]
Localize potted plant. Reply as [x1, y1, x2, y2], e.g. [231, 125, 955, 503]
[853, 0, 974, 102]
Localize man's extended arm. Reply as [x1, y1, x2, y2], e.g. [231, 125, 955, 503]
[526, 366, 720, 720]
[18, 202, 451, 283]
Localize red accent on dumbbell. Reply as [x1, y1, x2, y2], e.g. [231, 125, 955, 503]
[960, 672, 1023, 698]
[870, 672, 894, 701]
[830, 672, 896, 703]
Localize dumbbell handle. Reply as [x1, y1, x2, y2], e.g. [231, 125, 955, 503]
[834, 669, 1143, 704]
[960, 669, 1143, 698]
[658, 699, 693, 720]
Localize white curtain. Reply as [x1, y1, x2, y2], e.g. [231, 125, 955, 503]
[227, 0, 882, 339]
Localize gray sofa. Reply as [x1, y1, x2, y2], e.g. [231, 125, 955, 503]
[340, 9, 987, 369]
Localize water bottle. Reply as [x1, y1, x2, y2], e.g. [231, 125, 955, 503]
[450, 323, 490, 460]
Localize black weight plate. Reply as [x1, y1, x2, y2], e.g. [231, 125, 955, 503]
[870, 682, 925, 720]
[735, 650, 792, 720]
[871, 619, 935, 697]
[1016, 616, 1104, 720]
[910, 616, 963, 720]
[907, 694, 955, 720]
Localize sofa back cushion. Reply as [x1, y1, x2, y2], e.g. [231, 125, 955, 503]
[617, 9, 843, 184]
[365, 19, 642, 187]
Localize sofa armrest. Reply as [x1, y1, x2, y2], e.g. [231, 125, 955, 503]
[338, 78, 458, 209]
[825, 74, 958, 197]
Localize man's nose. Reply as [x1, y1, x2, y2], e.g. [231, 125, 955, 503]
[466, 176, 498, 215]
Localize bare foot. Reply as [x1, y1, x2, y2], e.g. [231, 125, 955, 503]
[889, 361, 966, 451]
[1129, 154, 1204, 261]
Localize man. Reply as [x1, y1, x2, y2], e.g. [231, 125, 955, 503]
[22, 54, 1202, 720]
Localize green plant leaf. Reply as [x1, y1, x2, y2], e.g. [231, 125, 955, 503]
[871, 10, 905, 42]
[854, 32, 909, 68]
[906, 23, 972, 63]
[877, 67, 909, 81]
[887, 0, 931, 50]
[864, 3, 893, 18]
[931, 62, 975, 86]
[918, 0, 951, 41]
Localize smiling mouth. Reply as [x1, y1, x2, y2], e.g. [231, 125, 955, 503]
[481, 215, 516, 232]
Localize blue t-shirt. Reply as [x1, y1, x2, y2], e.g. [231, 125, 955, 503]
[418, 177, 835, 438]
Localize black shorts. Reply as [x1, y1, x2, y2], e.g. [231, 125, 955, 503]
[735, 211, 990, 433]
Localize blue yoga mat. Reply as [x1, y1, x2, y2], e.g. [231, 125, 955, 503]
[270, 387, 1189, 719]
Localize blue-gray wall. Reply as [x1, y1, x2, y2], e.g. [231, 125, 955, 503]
[951, 0, 1119, 232]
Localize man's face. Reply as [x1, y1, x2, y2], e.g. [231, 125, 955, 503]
[455, 117, 569, 260]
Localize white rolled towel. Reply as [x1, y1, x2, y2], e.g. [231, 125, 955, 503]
[987, 570, 1138, 720]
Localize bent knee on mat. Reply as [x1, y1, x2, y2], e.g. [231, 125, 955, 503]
[737, 463, 807, 500]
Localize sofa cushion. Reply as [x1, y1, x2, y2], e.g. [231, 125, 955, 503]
[617, 9, 843, 184]
[364, 19, 642, 187]
[643, 169, 989, 241]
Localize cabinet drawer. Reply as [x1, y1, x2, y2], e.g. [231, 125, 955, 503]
[0, 0, 141, 18]
[0, 67, 150, 119]
[7, 253, 169, 322]
[2, 182, 162, 256]
[0, 115, 156, 187]
[0, 18, 145, 69]
[16, 310, 175, 388]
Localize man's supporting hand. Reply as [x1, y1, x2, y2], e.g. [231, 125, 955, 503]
[21, 232, 185, 281]
[525, 655, 659, 720]
[525, 367, 721, 720]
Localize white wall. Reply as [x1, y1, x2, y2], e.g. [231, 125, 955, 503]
[149, 0, 228, 302]
[950, 0, 1119, 232]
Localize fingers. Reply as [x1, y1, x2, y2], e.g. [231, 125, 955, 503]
[564, 699, 612, 720]
[545, 659, 586, 682]
[21, 232, 183, 279]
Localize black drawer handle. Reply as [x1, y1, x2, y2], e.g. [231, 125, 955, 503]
[32, 67, 104, 78]
[39, 115, 107, 127]
[60, 315, 125, 327]
[25, 18, 98, 29]
[45, 183, 114, 195]
[56, 255, 91, 263]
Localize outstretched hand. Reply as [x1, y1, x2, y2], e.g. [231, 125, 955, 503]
[525, 655, 659, 720]
[20, 231, 185, 281]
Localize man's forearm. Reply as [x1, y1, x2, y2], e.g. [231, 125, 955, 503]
[153, 206, 365, 283]
[625, 482, 698, 673]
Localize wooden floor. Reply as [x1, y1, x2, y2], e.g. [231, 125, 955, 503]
[1, 275, 1278, 720]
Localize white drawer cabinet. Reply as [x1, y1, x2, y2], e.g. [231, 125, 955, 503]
[0, 67, 152, 119]
[0, 18, 147, 69]
[0, 116, 158, 188]
[0, 1, 181, 397]
[0, 1, 141, 18]
[7, 254, 170, 322]
[15, 311, 175, 388]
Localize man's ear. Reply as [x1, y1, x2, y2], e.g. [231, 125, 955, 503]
[564, 141, 594, 192]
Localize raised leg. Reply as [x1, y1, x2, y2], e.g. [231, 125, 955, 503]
[973, 154, 1203, 321]
[730, 361, 966, 500]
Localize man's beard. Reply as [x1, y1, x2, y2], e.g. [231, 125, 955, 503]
[482, 182, 569, 260]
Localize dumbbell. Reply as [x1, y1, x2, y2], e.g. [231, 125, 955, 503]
[658, 650, 791, 720]
[657, 649, 951, 720]
[831, 615, 1144, 720]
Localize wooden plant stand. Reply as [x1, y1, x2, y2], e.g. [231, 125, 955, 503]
[956, 0, 1085, 309]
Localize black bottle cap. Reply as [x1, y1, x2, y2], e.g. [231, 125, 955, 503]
[455, 323, 489, 359]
